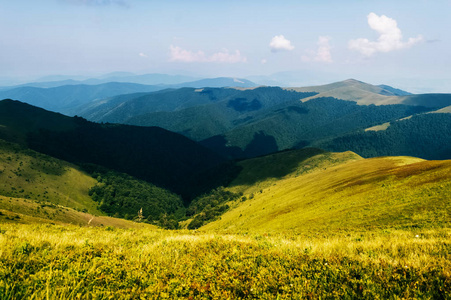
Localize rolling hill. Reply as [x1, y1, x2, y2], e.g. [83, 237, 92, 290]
[74, 79, 451, 160]
[199, 148, 450, 233]
[0, 77, 258, 116]
[291, 79, 451, 107]
[0, 99, 229, 198]
[0, 82, 165, 115]
[314, 112, 451, 160]
[0, 138, 161, 229]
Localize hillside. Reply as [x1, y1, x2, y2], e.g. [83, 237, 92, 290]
[291, 79, 451, 107]
[0, 82, 164, 115]
[201, 149, 450, 233]
[74, 80, 451, 161]
[316, 112, 451, 160]
[0, 139, 100, 215]
[0, 99, 228, 198]
[0, 77, 257, 116]
[0, 138, 180, 228]
[201, 97, 431, 158]
[79, 86, 314, 131]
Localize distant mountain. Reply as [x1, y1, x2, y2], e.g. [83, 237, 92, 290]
[80, 87, 317, 141]
[290, 79, 451, 107]
[0, 82, 165, 115]
[377, 84, 412, 96]
[0, 77, 258, 115]
[171, 77, 257, 89]
[83, 73, 199, 86]
[200, 97, 431, 158]
[0, 74, 255, 90]
[76, 79, 451, 160]
[1, 73, 198, 89]
[0, 99, 229, 198]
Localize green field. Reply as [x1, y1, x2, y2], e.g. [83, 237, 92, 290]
[0, 224, 449, 299]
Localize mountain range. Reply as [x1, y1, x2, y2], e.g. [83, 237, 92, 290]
[0, 76, 450, 229]
[0, 77, 257, 115]
[69, 78, 451, 160]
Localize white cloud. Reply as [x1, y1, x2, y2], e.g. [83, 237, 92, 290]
[348, 12, 423, 56]
[169, 45, 247, 63]
[301, 36, 333, 63]
[261, 58, 267, 64]
[139, 52, 148, 58]
[269, 35, 295, 52]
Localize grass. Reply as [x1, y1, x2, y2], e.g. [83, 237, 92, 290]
[228, 149, 362, 196]
[0, 196, 157, 229]
[0, 224, 449, 299]
[203, 154, 450, 234]
[0, 140, 101, 215]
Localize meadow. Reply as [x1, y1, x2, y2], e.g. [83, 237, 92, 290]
[0, 224, 449, 299]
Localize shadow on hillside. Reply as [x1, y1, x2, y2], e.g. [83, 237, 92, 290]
[229, 147, 326, 188]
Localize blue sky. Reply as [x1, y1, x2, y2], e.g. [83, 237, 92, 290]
[1, 0, 450, 92]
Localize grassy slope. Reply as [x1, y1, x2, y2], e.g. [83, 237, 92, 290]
[289, 79, 402, 105]
[0, 197, 154, 229]
[290, 79, 451, 108]
[0, 140, 157, 229]
[203, 151, 450, 233]
[0, 140, 100, 214]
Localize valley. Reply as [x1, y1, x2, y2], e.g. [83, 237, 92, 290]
[0, 76, 450, 299]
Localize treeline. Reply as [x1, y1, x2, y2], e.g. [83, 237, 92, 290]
[203, 97, 432, 159]
[87, 168, 242, 230]
[186, 187, 242, 229]
[86, 168, 185, 228]
[318, 113, 451, 159]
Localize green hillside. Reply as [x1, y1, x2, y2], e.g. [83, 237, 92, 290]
[0, 138, 183, 227]
[0, 82, 164, 115]
[0, 139, 100, 214]
[201, 150, 450, 233]
[290, 79, 451, 107]
[0, 99, 228, 198]
[201, 97, 430, 159]
[73, 80, 451, 161]
[316, 112, 451, 160]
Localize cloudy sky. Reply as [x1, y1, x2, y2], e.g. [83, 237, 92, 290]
[1, 0, 450, 91]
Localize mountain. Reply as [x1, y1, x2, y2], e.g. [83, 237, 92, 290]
[290, 79, 451, 107]
[0, 77, 258, 116]
[1, 73, 198, 89]
[171, 77, 257, 89]
[112, 87, 316, 141]
[76, 79, 451, 160]
[315, 112, 451, 160]
[199, 148, 450, 232]
[377, 84, 412, 96]
[78, 86, 315, 139]
[200, 97, 431, 158]
[0, 99, 228, 198]
[0, 138, 161, 228]
[0, 82, 166, 115]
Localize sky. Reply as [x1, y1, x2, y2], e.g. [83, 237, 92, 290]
[1, 0, 450, 92]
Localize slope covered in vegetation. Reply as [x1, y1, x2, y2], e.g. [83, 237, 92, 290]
[203, 153, 450, 233]
[1, 224, 449, 299]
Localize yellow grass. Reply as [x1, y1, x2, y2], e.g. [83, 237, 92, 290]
[0, 223, 449, 299]
[203, 156, 450, 234]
